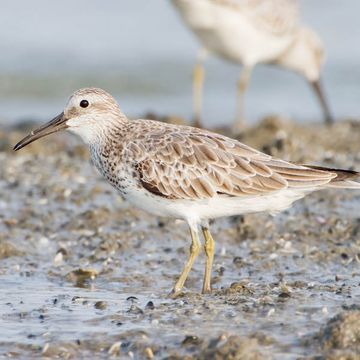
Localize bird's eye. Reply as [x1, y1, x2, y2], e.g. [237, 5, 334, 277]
[80, 100, 89, 108]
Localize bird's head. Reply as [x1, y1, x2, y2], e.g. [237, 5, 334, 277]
[278, 26, 325, 81]
[277, 27, 333, 124]
[14, 88, 124, 151]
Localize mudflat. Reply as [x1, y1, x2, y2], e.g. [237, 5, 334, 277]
[0, 116, 359, 359]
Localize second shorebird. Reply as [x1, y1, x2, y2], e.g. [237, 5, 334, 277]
[14, 88, 358, 295]
[172, 0, 333, 129]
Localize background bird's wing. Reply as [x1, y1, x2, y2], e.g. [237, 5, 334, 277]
[211, 0, 300, 36]
[125, 122, 335, 200]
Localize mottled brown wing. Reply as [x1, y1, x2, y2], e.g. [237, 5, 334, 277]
[212, 0, 299, 36]
[128, 124, 335, 200]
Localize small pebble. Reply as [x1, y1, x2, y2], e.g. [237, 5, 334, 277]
[63, 188, 72, 197]
[39, 237, 49, 247]
[278, 292, 291, 299]
[53, 251, 63, 266]
[216, 266, 225, 276]
[126, 296, 138, 302]
[108, 341, 121, 356]
[182, 335, 201, 346]
[94, 301, 107, 310]
[42, 343, 50, 354]
[127, 304, 144, 314]
[144, 347, 154, 359]
[145, 301, 155, 310]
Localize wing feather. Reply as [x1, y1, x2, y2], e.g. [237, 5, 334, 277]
[129, 122, 335, 200]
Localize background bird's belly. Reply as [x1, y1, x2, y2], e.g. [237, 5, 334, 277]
[195, 13, 294, 65]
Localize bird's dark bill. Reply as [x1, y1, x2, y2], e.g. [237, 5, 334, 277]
[310, 79, 334, 125]
[13, 112, 68, 151]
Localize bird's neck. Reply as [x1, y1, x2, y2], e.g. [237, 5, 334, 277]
[88, 116, 130, 176]
[70, 114, 129, 147]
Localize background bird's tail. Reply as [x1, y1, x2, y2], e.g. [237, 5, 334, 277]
[307, 166, 360, 189]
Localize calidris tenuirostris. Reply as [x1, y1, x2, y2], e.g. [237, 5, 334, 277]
[14, 88, 357, 295]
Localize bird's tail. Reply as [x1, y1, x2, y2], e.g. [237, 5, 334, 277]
[307, 166, 360, 189]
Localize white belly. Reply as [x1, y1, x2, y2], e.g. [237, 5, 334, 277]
[123, 183, 314, 226]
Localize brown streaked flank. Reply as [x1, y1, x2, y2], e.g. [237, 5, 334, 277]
[14, 88, 360, 296]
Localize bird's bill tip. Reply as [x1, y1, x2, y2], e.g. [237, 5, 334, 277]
[13, 112, 67, 151]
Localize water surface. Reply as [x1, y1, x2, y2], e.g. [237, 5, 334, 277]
[0, 0, 359, 125]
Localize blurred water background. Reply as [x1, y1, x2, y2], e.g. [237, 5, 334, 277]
[0, 0, 359, 126]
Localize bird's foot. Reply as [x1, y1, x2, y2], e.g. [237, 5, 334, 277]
[167, 289, 186, 300]
[201, 286, 212, 295]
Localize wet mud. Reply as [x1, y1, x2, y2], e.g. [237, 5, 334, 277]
[0, 117, 360, 359]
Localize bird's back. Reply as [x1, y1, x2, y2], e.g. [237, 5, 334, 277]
[172, 0, 300, 64]
[110, 119, 357, 196]
[90, 118, 359, 221]
[223, 0, 299, 35]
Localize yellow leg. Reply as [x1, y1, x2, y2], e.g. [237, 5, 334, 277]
[202, 227, 215, 294]
[233, 65, 253, 133]
[193, 49, 208, 128]
[172, 227, 201, 295]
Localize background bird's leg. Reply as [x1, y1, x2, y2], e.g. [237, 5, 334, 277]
[172, 226, 201, 295]
[310, 79, 334, 125]
[193, 49, 208, 128]
[234, 65, 253, 133]
[202, 226, 215, 294]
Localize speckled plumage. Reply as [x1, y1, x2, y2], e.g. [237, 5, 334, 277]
[14, 88, 359, 295]
[92, 118, 338, 201]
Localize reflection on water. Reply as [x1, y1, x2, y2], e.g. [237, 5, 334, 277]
[0, 0, 359, 125]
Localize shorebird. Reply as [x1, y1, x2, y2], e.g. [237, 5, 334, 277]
[172, 0, 333, 129]
[14, 88, 358, 295]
